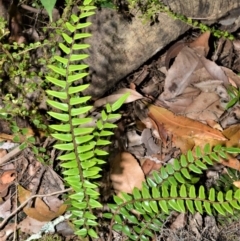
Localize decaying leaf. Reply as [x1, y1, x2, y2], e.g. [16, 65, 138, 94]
[159, 31, 235, 125]
[18, 185, 67, 222]
[110, 152, 145, 194]
[148, 105, 227, 141]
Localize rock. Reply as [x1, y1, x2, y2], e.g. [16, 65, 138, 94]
[83, 0, 240, 98]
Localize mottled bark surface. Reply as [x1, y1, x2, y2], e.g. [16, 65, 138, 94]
[163, 0, 240, 20]
[83, 0, 240, 98]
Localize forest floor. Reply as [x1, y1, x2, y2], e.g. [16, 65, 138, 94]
[0, 1, 240, 241]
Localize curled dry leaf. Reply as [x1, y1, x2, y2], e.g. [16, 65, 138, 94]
[110, 152, 145, 194]
[165, 31, 210, 70]
[94, 88, 143, 107]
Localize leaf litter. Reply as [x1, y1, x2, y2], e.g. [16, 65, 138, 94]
[0, 1, 240, 240]
[108, 31, 240, 240]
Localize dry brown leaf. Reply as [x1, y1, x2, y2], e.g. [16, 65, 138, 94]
[94, 88, 143, 107]
[194, 125, 240, 170]
[18, 185, 67, 222]
[0, 169, 17, 197]
[223, 124, 240, 147]
[172, 135, 195, 153]
[222, 67, 240, 87]
[184, 92, 224, 122]
[148, 105, 227, 141]
[161, 46, 200, 100]
[110, 152, 145, 194]
[189, 31, 210, 56]
[220, 155, 240, 171]
[160, 34, 231, 124]
[198, 56, 229, 87]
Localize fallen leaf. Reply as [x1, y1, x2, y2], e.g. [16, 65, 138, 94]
[110, 152, 145, 194]
[0, 169, 17, 197]
[162, 46, 200, 100]
[172, 135, 195, 153]
[184, 92, 225, 122]
[18, 185, 67, 222]
[189, 31, 210, 56]
[148, 105, 227, 141]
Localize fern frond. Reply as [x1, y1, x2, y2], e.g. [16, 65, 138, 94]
[105, 185, 240, 240]
[105, 144, 240, 240]
[44, 0, 124, 238]
[45, 0, 130, 237]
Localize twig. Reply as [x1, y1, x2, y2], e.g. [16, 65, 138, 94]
[0, 188, 72, 229]
[0, 146, 22, 165]
[27, 165, 45, 207]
